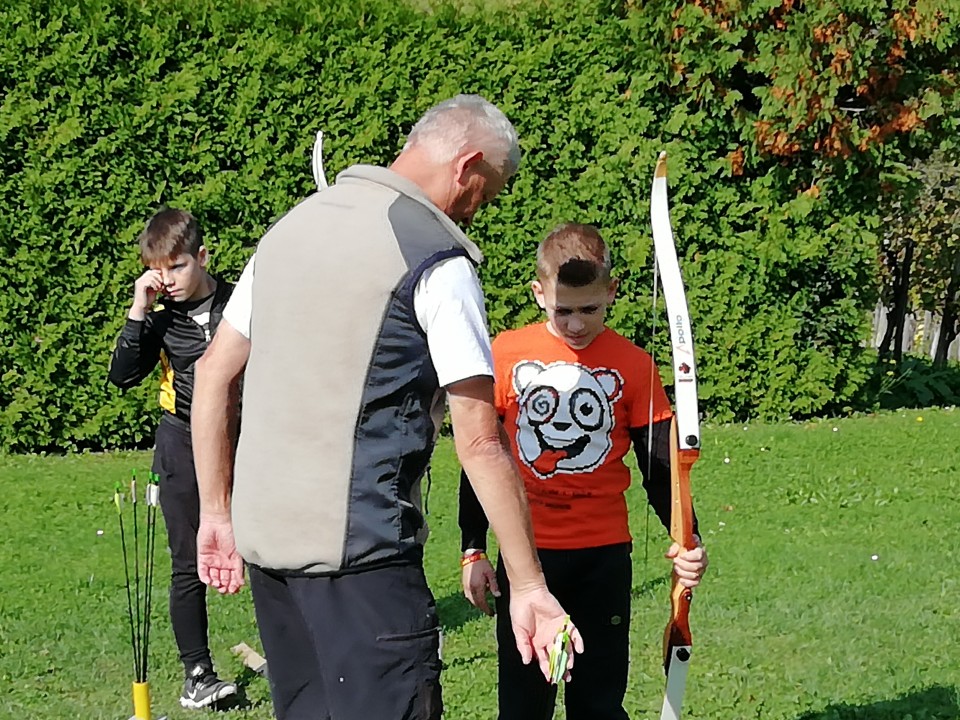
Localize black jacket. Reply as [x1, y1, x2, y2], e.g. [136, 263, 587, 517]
[108, 278, 233, 426]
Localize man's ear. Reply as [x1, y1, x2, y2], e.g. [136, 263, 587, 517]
[454, 150, 485, 186]
[197, 246, 209, 268]
[531, 280, 546, 309]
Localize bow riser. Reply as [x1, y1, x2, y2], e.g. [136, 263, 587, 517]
[663, 419, 697, 673]
[658, 373, 698, 720]
[670, 446, 698, 551]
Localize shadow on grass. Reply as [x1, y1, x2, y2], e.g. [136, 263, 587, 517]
[846, 353, 960, 413]
[631, 572, 670, 599]
[795, 685, 959, 720]
[443, 649, 497, 670]
[437, 590, 488, 633]
[215, 667, 270, 712]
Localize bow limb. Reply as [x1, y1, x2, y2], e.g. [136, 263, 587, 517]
[650, 151, 701, 720]
[312, 130, 330, 190]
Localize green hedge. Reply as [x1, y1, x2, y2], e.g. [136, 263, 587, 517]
[1, 0, 957, 450]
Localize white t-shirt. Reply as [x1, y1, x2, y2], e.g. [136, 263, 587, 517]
[222, 254, 494, 387]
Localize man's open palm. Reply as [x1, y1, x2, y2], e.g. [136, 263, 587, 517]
[509, 585, 584, 682]
[197, 515, 244, 595]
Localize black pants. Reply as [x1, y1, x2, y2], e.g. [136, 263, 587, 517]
[152, 418, 211, 671]
[495, 543, 632, 720]
[249, 562, 443, 720]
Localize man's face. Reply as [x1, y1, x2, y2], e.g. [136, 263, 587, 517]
[149, 250, 208, 302]
[532, 277, 617, 350]
[447, 156, 507, 227]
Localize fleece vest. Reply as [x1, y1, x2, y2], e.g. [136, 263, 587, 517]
[232, 165, 482, 574]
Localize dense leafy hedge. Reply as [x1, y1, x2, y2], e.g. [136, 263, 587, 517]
[1, 0, 957, 450]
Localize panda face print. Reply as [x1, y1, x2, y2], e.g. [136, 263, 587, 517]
[512, 361, 623, 479]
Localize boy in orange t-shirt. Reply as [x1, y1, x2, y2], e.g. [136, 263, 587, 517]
[458, 224, 708, 720]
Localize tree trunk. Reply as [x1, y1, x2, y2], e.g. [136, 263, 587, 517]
[880, 239, 914, 364]
[878, 307, 896, 357]
[933, 255, 960, 368]
[878, 253, 901, 357]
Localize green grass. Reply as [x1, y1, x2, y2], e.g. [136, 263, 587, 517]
[1, 409, 958, 719]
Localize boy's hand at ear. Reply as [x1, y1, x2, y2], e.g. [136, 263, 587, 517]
[462, 555, 500, 616]
[129, 269, 164, 321]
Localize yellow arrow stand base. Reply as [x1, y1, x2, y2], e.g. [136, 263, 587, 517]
[128, 682, 166, 720]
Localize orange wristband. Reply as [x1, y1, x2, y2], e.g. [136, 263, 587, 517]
[460, 551, 488, 568]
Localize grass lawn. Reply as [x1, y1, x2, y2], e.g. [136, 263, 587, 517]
[0, 408, 958, 719]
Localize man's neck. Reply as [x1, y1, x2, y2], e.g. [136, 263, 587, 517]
[389, 149, 452, 214]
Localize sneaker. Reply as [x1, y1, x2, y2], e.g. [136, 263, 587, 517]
[179, 664, 238, 709]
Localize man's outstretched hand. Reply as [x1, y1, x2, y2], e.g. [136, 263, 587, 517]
[197, 512, 245, 595]
[509, 584, 584, 683]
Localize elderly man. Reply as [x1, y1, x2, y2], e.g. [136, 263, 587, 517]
[191, 95, 581, 720]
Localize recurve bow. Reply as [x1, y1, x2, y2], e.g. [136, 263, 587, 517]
[650, 151, 700, 720]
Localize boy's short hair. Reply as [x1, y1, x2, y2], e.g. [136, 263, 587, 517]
[139, 208, 202, 265]
[536, 224, 612, 287]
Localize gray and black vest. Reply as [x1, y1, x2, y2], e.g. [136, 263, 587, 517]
[232, 164, 483, 575]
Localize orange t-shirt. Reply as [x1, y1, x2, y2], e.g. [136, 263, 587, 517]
[493, 323, 673, 549]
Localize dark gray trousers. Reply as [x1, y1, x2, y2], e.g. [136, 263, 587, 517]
[249, 562, 442, 720]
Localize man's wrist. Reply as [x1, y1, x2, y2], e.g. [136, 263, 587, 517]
[200, 507, 232, 523]
[507, 576, 548, 596]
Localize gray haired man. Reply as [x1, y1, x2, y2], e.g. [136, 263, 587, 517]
[191, 95, 582, 720]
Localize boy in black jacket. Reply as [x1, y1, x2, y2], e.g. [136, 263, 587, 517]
[109, 208, 237, 709]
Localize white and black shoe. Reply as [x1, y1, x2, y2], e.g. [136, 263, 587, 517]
[179, 664, 238, 709]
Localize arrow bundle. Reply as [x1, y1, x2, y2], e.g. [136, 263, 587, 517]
[113, 471, 161, 718]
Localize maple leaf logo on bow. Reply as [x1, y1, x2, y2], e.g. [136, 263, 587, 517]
[649, 152, 701, 720]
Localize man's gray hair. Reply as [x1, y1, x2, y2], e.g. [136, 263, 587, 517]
[404, 94, 521, 177]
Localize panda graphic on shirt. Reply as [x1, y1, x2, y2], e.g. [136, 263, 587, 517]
[512, 360, 624, 480]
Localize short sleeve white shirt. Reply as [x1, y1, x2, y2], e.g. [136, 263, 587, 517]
[222, 254, 493, 387]
[222, 255, 256, 338]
